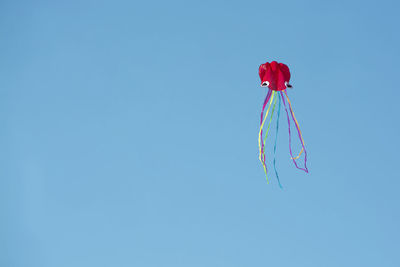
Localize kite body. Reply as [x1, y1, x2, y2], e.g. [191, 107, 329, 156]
[259, 61, 291, 91]
[258, 61, 308, 187]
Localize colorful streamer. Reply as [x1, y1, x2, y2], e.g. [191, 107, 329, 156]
[258, 91, 275, 182]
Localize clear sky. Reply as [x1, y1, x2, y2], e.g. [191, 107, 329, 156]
[1, 0, 399, 266]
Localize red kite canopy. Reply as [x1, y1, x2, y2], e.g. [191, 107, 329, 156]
[259, 61, 291, 91]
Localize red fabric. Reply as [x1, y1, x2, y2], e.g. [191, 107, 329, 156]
[259, 61, 291, 91]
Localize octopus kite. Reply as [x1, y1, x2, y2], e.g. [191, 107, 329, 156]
[258, 61, 308, 187]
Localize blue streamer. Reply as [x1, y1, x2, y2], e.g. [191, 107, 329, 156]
[273, 94, 283, 188]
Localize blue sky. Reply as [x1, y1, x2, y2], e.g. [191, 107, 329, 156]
[1, 0, 399, 266]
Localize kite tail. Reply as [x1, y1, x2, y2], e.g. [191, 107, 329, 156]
[262, 93, 277, 150]
[261, 94, 277, 179]
[280, 91, 308, 173]
[273, 95, 283, 188]
[259, 89, 272, 163]
[284, 91, 308, 173]
[258, 90, 275, 182]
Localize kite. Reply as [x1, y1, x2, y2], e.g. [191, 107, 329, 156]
[258, 61, 308, 187]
